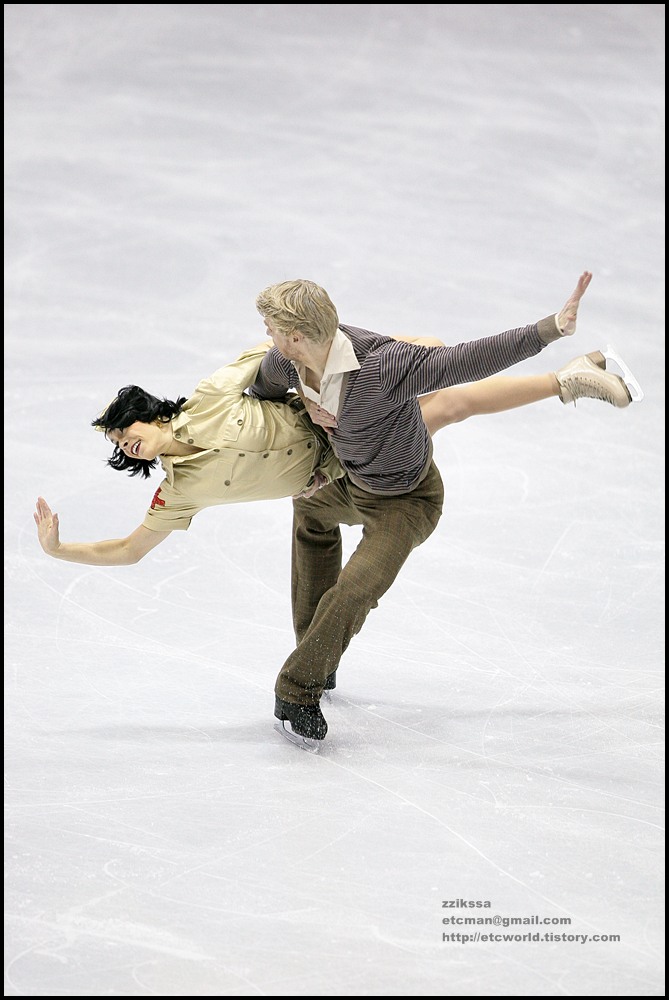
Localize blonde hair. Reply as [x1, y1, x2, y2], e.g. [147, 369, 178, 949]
[255, 280, 339, 345]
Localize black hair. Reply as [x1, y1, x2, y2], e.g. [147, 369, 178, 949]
[91, 385, 187, 479]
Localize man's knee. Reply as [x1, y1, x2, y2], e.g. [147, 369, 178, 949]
[382, 500, 442, 550]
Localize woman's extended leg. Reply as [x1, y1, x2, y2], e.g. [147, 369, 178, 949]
[389, 332, 561, 434]
[418, 350, 637, 435]
[418, 373, 559, 435]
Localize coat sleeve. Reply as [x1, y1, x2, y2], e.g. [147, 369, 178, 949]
[247, 346, 300, 399]
[194, 343, 271, 400]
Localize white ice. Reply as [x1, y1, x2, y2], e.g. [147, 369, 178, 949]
[4, 4, 665, 996]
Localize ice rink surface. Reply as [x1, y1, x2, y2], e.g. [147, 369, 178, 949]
[4, 4, 665, 996]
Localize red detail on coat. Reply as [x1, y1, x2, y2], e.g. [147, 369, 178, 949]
[151, 488, 165, 509]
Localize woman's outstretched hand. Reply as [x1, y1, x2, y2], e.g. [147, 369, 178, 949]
[34, 497, 60, 556]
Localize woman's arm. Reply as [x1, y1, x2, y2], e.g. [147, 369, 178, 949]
[34, 497, 171, 566]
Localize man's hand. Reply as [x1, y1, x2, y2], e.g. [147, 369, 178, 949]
[556, 271, 593, 336]
[302, 397, 338, 431]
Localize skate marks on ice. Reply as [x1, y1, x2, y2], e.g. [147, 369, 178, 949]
[276, 683, 662, 965]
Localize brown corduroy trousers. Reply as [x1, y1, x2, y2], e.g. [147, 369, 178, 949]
[275, 460, 445, 705]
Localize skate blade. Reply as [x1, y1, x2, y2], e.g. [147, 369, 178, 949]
[603, 343, 645, 402]
[273, 720, 321, 753]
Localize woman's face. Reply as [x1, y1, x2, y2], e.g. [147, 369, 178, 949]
[107, 421, 167, 461]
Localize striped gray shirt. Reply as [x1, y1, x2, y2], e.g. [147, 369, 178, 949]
[249, 317, 557, 495]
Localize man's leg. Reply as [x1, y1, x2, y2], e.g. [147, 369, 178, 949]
[290, 478, 350, 644]
[276, 463, 444, 706]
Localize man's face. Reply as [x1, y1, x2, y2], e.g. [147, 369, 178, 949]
[263, 318, 300, 361]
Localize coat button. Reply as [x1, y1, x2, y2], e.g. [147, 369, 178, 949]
[307, 442, 312, 448]
[224, 480, 230, 486]
[175, 431, 181, 439]
[187, 438, 194, 444]
[214, 449, 220, 453]
[287, 449, 293, 455]
[263, 453, 269, 458]
[237, 419, 243, 425]
[239, 453, 245, 457]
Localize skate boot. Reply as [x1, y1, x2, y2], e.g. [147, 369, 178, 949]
[274, 696, 327, 751]
[323, 670, 337, 691]
[556, 346, 643, 407]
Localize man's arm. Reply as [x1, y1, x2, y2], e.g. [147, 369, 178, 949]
[389, 334, 445, 348]
[378, 272, 594, 400]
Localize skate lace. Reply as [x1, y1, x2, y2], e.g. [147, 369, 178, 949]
[562, 376, 615, 404]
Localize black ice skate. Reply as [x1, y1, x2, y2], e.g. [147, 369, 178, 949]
[274, 696, 328, 753]
[323, 670, 337, 691]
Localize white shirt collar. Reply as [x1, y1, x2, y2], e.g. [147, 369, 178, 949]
[295, 328, 360, 411]
[320, 328, 360, 377]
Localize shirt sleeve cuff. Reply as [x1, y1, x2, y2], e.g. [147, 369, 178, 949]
[536, 314, 563, 345]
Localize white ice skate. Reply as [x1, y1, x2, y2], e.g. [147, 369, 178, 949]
[556, 345, 644, 407]
[603, 344, 644, 402]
